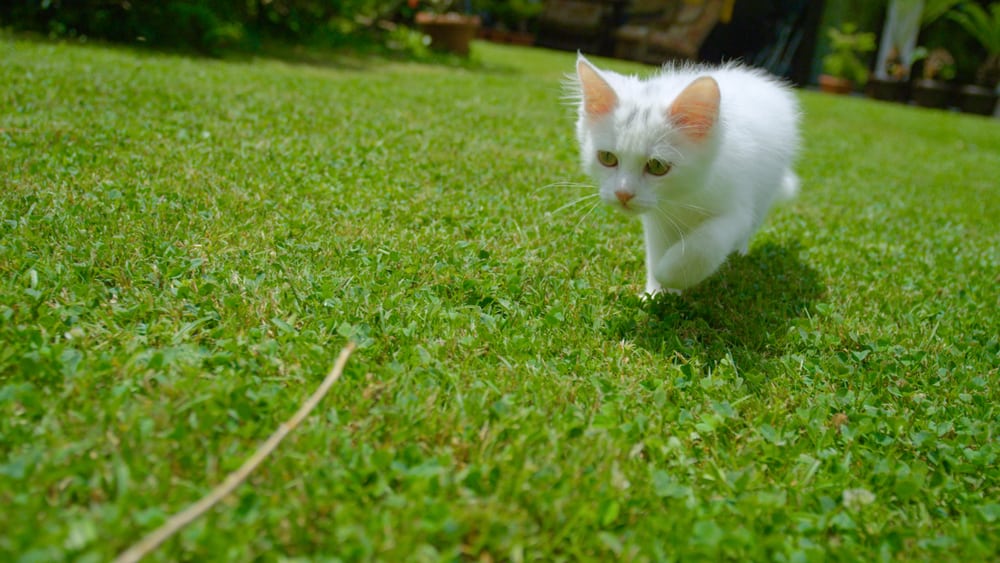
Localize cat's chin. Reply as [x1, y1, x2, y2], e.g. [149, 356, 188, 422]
[607, 203, 650, 217]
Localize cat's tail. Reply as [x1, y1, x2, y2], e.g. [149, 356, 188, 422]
[778, 170, 800, 202]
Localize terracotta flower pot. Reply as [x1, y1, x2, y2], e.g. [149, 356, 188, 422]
[416, 12, 481, 56]
[818, 74, 854, 95]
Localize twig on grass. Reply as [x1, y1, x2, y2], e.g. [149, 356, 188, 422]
[114, 341, 358, 563]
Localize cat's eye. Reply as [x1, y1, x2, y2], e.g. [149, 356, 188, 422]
[597, 150, 618, 167]
[645, 159, 672, 176]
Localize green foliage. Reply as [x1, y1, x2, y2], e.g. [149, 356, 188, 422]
[948, 1, 1000, 86]
[475, 0, 544, 32]
[417, 0, 462, 13]
[0, 0, 409, 55]
[950, 1, 1000, 54]
[921, 0, 965, 24]
[822, 23, 877, 84]
[1, 36, 999, 561]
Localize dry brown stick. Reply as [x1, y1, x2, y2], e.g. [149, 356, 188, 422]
[114, 341, 358, 563]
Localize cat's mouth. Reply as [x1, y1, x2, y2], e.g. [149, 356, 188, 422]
[607, 191, 647, 214]
[606, 197, 648, 215]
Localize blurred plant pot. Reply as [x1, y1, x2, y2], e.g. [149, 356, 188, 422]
[956, 85, 998, 116]
[866, 78, 908, 102]
[818, 74, 854, 94]
[416, 12, 481, 56]
[507, 31, 535, 46]
[482, 28, 535, 46]
[911, 79, 953, 109]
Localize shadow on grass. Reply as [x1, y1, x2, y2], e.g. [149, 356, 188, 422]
[605, 241, 825, 370]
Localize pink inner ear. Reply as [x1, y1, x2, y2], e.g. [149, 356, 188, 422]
[668, 76, 720, 142]
[577, 60, 617, 117]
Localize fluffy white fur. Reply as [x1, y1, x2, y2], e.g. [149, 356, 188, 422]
[572, 54, 801, 294]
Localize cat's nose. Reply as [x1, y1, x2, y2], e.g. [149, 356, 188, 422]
[615, 190, 635, 204]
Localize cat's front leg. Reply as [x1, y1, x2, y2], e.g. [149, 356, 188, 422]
[641, 214, 681, 297]
[653, 214, 750, 291]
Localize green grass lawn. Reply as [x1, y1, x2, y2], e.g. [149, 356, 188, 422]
[2, 35, 998, 561]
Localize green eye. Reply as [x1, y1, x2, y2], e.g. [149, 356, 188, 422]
[597, 150, 618, 167]
[645, 159, 672, 176]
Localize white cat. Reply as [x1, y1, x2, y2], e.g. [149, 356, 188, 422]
[572, 54, 801, 295]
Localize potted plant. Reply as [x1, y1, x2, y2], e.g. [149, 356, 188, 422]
[868, 46, 911, 100]
[820, 24, 877, 94]
[949, 1, 1000, 115]
[869, 0, 962, 102]
[412, 0, 481, 56]
[911, 46, 957, 108]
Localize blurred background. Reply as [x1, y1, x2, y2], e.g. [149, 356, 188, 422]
[2, 1, 997, 114]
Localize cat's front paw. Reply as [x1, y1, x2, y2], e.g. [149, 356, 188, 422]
[641, 284, 681, 300]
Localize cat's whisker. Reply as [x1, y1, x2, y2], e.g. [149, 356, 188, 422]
[652, 207, 687, 254]
[661, 199, 712, 216]
[547, 193, 599, 216]
[654, 203, 693, 227]
[573, 200, 602, 231]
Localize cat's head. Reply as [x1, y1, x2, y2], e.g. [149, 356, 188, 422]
[573, 54, 721, 215]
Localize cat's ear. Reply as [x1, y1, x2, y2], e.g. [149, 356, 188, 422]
[576, 55, 617, 118]
[668, 76, 720, 142]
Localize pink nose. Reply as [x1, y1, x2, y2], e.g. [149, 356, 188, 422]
[615, 190, 635, 204]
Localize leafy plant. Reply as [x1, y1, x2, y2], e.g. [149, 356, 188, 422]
[822, 23, 877, 85]
[475, 0, 544, 32]
[875, 0, 962, 81]
[411, 0, 461, 14]
[948, 1, 1000, 87]
[912, 46, 957, 80]
[0, 0, 413, 55]
[922, 0, 965, 24]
